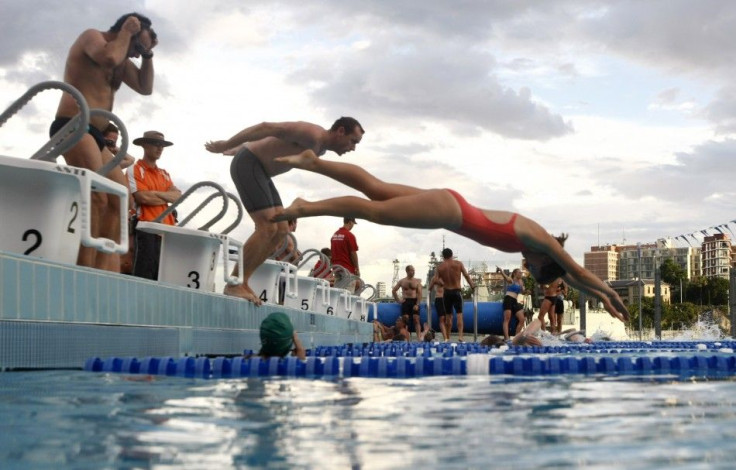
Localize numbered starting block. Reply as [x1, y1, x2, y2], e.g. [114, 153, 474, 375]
[136, 222, 242, 290]
[0, 155, 128, 264]
[282, 274, 330, 312]
[249, 259, 291, 305]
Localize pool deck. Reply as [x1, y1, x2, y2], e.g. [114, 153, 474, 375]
[0, 250, 373, 370]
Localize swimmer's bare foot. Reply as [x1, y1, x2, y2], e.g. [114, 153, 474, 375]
[224, 283, 262, 305]
[272, 198, 308, 222]
[274, 149, 319, 170]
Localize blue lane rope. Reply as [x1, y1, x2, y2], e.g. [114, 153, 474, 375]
[84, 341, 736, 379]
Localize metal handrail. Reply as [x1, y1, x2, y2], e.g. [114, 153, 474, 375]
[0, 81, 89, 162]
[175, 190, 244, 234]
[154, 181, 243, 233]
[357, 283, 377, 301]
[94, 109, 130, 175]
[332, 264, 363, 290]
[271, 232, 298, 261]
[297, 248, 330, 277]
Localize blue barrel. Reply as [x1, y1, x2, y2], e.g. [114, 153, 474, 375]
[376, 301, 517, 335]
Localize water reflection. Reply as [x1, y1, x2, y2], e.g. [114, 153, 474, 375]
[2, 371, 736, 468]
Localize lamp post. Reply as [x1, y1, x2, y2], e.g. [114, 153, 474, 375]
[638, 243, 643, 340]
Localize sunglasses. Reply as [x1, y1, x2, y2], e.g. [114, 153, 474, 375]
[105, 139, 116, 148]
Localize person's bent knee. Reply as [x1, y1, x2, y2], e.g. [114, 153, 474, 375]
[90, 191, 109, 208]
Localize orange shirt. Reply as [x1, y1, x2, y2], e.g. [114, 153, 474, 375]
[128, 159, 176, 225]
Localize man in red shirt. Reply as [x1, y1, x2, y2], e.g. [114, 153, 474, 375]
[330, 217, 360, 292]
[127, 131, 181, 279]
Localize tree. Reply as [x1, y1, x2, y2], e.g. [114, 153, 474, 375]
[660, 258, 687, 302]
[685, 276, 709, 305]
[705, 276, 729, 306]
[664, 302, 700, 330]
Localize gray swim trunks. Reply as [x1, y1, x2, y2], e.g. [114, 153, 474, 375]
[230, 147, 282, 213]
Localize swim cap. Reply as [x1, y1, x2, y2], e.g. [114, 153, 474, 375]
[259, 312, 294, 357]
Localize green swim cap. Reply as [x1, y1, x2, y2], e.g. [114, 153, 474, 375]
[259, 312, 294, 357]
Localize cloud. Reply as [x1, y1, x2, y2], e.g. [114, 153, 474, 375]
[589, 138, 736, 204]
[288, 36, 573, 140]
[701, 87, 736, 134]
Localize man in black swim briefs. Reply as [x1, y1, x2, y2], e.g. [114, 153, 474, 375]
[392, 265, 423, 340]
[428, 271, 449, 341]
[204, 118, 364, 305]
[435, 248, 475, 342]
[51, 13, 158, 271]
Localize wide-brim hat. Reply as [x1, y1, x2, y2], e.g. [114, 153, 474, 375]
[132, 130, 173, 147]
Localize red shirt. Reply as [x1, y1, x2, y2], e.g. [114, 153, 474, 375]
[330, 227, 358, 274]
[128, 159, 176, 225]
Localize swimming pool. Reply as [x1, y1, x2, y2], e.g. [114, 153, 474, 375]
[2, 365, 736, 468]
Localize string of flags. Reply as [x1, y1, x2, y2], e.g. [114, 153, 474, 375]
[673, 220, 736, 247]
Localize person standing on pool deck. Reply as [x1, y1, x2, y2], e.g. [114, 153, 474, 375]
[435, 248, 475, 342]
[269, 150, 630, 323]
[392, 265, 423, 340]
[538, 277, 563, 332]
[497, 266, 526, 341]
[428, 271, 449, 341]
[204, 118, 364, 305]
[331, 217, 361, 293]
[128, 131, 180, 280]
[553, 279, 569, 334]
[51, 13, 158, 272]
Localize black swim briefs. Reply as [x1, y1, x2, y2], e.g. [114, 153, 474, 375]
[401, 298, 418, 316]
[230, 147, 282, 213]
[443, 288, 463, 314]
[555, 297, 565, 314]
[502, 295, 523, 313]
[50, 117, 105, 151]
[435, 297, 447, 316]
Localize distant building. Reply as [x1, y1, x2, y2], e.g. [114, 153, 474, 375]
[608, 279, 671, 305]
[375, 281, 387, 298]
[585, 238, 701, 283]
[701, 233, 734, 280]
[584, 245, 619, 281]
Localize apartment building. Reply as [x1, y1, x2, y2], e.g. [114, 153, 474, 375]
[584, 238, 701, 282]
[583, 245, 619, 281]
[375, 281, 387, 299]
[701, 233, 734, 280]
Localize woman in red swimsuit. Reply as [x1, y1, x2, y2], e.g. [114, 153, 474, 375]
[273, 150, 629, 323]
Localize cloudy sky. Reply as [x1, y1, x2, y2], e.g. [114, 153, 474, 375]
[2, 0, 735, 288]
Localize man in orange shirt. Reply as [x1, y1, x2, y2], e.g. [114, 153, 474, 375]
[127, 131, 181, 279]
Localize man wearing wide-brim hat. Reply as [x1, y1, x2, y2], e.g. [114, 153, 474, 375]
[127, 130, 181, 280]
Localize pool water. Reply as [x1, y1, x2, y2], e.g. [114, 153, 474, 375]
[1, 370, 736, 468]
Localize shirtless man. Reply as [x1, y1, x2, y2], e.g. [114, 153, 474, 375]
[435, 248, 475, 342]
[51, 13, 157, 271]
[204, 117, 364, 304]
[428, 271, 449, 341]
[392, 265, 423, 340]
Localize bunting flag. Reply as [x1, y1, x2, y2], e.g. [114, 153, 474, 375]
[669, 220, 736, 247]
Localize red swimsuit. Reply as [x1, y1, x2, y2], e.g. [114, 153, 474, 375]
[446, 189, 525, 253]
